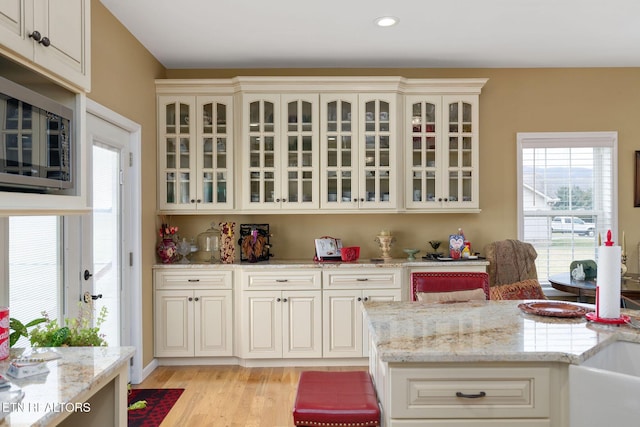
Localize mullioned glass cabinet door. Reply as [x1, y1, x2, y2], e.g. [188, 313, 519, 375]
[158, 96, 196, 211]
[358, 95, 396, 209]
[281, 94, 319, 210]
[405, 94, 479, 210]
[443, 95, 478, 208]
[243, 94, 280, 208]
[197, 97, 233, 210]
[320, 94, 358, 210]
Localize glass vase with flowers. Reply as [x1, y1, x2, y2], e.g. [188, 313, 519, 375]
[157, 221, 179, 263]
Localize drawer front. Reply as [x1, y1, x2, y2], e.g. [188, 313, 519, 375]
[390, 367, 550, 419]
[154, 270, 232, 289]
[242, 270, 321, 290]
[323, 269, 402, 289]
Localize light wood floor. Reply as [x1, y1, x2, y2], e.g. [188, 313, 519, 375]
[134, 365, 367, 427]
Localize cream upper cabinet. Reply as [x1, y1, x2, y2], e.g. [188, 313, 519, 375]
[404, 79, 486, 212]
[320, 93, 399, 210]
[0, 0, 90, 91]
[157, 94, 234, 212]
[241, 93, 319, 211]
[156, 77, 487, 214]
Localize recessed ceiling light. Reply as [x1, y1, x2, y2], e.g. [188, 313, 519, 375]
[374, 16, 399, 27]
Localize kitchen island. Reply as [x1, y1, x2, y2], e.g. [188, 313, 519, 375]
[363, 300, 640, 427]
[0, 346, 135, 426]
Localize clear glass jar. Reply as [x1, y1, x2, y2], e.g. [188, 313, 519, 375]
[195, 223, 220, 263]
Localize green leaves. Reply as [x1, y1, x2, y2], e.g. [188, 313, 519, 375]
[9, 317, 47, 347]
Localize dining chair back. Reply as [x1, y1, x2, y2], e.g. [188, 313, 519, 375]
[484, 239, 538, 286]
[410, 272, 490, 302]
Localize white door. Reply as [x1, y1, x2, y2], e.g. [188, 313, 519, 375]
[84, 103, 143, 382]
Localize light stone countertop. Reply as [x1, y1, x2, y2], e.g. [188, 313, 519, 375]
[0, 346, 135, 426]
[363, 300, 640, 364]
[153, 258, 489, 269]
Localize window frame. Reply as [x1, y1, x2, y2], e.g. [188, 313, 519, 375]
[516, 131, 618, 287]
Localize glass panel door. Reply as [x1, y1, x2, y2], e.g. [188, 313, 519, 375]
[361, 98, 393, 206]
[282, 96, 317, 209]
[321, 95, 357, 209]
[159, 97, 195, 209]
[446, 100, 474, 204]
[407, 98, 440, 206]
[92, 144, 121, 345]
[198, 99, 232, 208]
[246, 97, 278, 206]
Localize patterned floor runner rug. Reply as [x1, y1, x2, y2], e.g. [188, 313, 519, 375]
[128, 388, 184, 427]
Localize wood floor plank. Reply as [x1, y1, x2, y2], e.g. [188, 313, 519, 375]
[133, 365, 367, 427]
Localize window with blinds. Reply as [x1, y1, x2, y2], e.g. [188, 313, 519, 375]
[9, 216, 62, 347]
[517, 132, 618, 284]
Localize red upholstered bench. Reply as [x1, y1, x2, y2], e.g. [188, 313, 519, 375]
[292, 371, 380, 427]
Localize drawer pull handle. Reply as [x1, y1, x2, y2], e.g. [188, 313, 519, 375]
[356, 278, 369, 281]
[188, 279, 200, 282]
[275, 279, 289, 283]
[456, 391, 486, 399]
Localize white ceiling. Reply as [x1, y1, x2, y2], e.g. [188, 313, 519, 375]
[100, 0, 640, 69]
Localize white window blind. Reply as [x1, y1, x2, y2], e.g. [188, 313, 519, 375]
[517, 132, 618, 284]
[9, 216, 62, 347]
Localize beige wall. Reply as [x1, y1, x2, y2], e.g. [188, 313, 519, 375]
[91, 1, 640, 368]
[89, 0, 165, 367]
[167, 68, 640, 270]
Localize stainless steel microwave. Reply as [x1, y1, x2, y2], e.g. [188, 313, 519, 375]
[0, 76, 73, 191]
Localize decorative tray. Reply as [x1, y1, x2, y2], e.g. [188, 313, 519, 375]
[518, 301, 592, 318]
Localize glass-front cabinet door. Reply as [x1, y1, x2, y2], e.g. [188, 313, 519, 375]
[196, 96, 233, 210]
[243, 94, 280, 208]
[158, 95, 233, 211]
[158, 96, 196, 211]
[321, 93, 397, 210]
[358, 94, 397, 209]
[281, 95, 318, 209]
[243, 94, 319, 210]
[320, 94, 358, 209]
[405, 94, 479, 210]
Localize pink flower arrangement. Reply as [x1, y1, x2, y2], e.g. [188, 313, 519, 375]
[159, 223, 179, 239]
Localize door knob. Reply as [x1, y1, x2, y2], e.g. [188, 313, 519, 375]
[83, 292, 103, 303]
[83, 270, 93, 280]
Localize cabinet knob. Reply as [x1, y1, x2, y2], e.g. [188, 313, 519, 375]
[39, 37, 51, 47]
[357, 297, 363, 301]
[276, 198, 280, 202]
[283, 298, 288, 302]
[29, 31, 42, 42]
[194, 297, 199, 302]
[190, 199, 196, 203]
[438, 198, 443, 202]
[188, 297, 193, 301]
[282, 198, 286, 202]
[360, 198, 364, 202]
[363, 297, 369, 302]
[277, 298, 282, 302]
[196, 199, 201, 203]
[353, 198, 357, 202]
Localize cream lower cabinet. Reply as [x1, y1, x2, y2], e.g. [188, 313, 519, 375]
[374, 362, 564, 426]
[323, 269, 402, 358]
[154, 269, 233, 357]
[239, 270, 322, 359]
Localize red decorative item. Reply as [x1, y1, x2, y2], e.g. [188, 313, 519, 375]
[341, 247, 360, 262]
[585, 312, 631, 324]
[157, 238, 178, 264]
[0, 307, 8, 360]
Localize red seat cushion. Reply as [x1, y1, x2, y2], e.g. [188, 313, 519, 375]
[293, 371, 380, 427]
